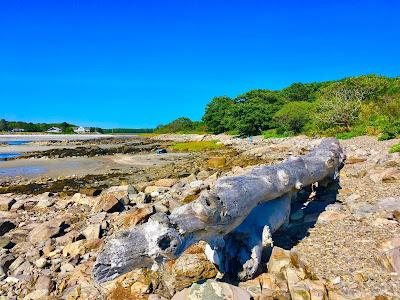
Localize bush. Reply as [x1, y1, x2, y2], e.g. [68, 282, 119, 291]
[262, 129, 290, 139]
[273, 101, 313, 133]
[389, 143, 400, 153]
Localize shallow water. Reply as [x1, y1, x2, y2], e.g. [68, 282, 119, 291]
[0, 153, 21, 160]
[0, 166, 47, 177]
[0, 140, 32, 146]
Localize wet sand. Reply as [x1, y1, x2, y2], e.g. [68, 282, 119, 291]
[0, 153, 191, 183]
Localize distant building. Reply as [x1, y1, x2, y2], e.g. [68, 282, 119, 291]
[73, 126, 90, 134]
[11, 128, 25, 133]
[46, 127, 62, 133]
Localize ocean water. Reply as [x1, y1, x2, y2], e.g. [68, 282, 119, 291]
[0, 153, 21, 160]
[0, 140, 31, 146]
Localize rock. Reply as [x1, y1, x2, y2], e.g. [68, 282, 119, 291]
[317, 211, 346, 223]
[346, 155, 367, 164]
[35, 257, 48, 269]
[120, 206, 154, 229]
[381, 168, 400, 182]
[105, 185, 138, 204]
[0, 196, 16, 211]
[8, 256, 24, 272]
[240, 273, 287, 299]
[82, 224, 101, 240]
[196, 170, 210, 180]
[375, 236, 400, 273]
[60, 262, 75, 273]
[79, 187, 102, 197]
[154, 178, 178, 187]
[12, 260, 32, 275]
[63, 240, 86, 257]
[0, 237, 11, 248]
[35, 275, 53, 291]
[130, 192, 152, 205]
[370, 168, 400, 183]
[93, 194, 121, 213]
[171, 279, 251, 300]
[23, 289, 49, 300]
[207, 157, 226, 168]
[144, 186, 160, 194]
[28, 219, 64, 244]
[135, 181, 153, 192]
[162, 243, 218, 294]
[0, 219, 16, 236]
[35, 192, 56, 208]
[70, 193, 96, 206]
[268, 246, 291, 277]
[289, 279, 327, 300]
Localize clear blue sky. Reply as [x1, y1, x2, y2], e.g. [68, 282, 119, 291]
[1, 0, 399, 128]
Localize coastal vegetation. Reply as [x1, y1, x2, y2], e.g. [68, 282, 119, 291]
[154, 117, 206, 134]
[154, 75, 400, 141]
[389, 143, 400, 153]
[201, 75, 400, 139]
[168, 140, 224, 152]
[0, 120, 77, 133]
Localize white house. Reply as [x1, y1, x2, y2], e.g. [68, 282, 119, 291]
[11, 128, 25, 133]
[46, 127, 62, 133]
[73, 126, 90, 134]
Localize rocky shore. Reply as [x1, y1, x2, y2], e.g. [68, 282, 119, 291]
[0, 134, 399, 299]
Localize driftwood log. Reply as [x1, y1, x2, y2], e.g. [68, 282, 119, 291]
[93, 138, 345, 283]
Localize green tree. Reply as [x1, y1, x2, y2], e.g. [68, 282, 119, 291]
[230, 98, 278, 136]
[273, 101, 313, 133]
[281, 82, 323, 102]
[315, 76, 385, 130]
[0, 119, 9, 132]
[202, 96, 234, 134]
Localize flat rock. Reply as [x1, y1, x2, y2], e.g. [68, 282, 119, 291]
[28, 219, 64, 244]
[154, 178, 178, 187]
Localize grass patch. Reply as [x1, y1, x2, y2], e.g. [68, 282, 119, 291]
[262, 130, 290, 139]
[389, 143, 400, 153]
[169, 140, 224, 152]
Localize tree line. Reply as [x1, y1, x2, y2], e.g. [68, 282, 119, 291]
[158, 75, 400, 140]
[0, 120, 153, 134]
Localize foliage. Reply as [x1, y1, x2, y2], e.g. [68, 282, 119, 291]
[1, 120, 76, 133]
[202, 96, 234, 134]
[389, 143, 400, 154]
[102, 128, 153, 134]
[200, 74, 400, 140]
[281, 82, 324, 102]
[0, 119, 9, 132]
[273, 101, 313, 133]
[155, 117, 205, 134]
[262, 129, 290, 139]
[168, 140, 224, 152]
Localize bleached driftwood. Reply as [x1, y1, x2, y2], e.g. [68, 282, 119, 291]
[93, 138, 345, 283]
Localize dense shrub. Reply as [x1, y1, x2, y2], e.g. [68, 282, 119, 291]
[200, 74, 400, 139]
